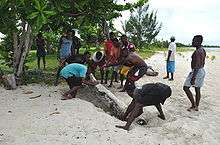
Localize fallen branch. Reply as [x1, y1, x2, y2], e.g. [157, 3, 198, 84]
[29, 95, 41, 99]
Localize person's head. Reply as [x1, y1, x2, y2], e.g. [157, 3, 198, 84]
[192, 35, 203, 48]
[37, 32, 42, 38]
[121, 35, 128, 45]
[109, 32, 115, 41]
[83, 51, 91, 63]
[112, 38, 121, 48]
[66, 29, 73, 38]
[170, 36, 175, 42]
[124, 82, 136, 97]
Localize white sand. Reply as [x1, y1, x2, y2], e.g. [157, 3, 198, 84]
[1, 51, 220, 145]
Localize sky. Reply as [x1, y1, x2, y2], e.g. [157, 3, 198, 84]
[1, 0, 219, 45]
[114, 0, 220, 46]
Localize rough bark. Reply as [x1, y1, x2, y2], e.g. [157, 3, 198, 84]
[2, 74, 17, 90]
[16, 24, 31, 78]
[88, 74, 126, 118]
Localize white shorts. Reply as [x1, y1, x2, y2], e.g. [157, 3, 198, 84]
[184, 68, 205, 88]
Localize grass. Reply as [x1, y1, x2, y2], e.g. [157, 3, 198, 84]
[0, 46, 192, 85]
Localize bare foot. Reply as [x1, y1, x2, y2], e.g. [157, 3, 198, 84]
[163, 76, 169, 79]
[158, 114, 166, 120]
[187, 106, 195, 112]
[115, 125, 129, 131]
[194, 106, 199, 111]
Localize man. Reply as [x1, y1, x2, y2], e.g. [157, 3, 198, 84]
[54, 29, 73, 86]
[120, 51, 149, 92]
[60, 63, 98, 100]
[72, 30, 81, 55]
[183, 35, 206, 111]
[89, 51, 108, 84]
[36, 32, 46, 69]
[104, 32, 119, 85]
[118, 35, 135, 89]
[163, 36, 176, 81]
[106, 38, 121, 87]
[120, 34, 135, 52]
[116, 82, 172, 131]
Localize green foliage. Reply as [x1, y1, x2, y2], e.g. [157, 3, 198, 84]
[0, 34, 13, 67]
[124, 5, 162, 49]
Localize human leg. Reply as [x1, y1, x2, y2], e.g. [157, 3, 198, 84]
[194, 87, 201, 111]
[37, 56, 41, 69]
[54, 59, 65, 86]
[42, 56, 46, 69]
[163, 62, 169, 79]
[116, 102, 143, 130]
[183, 86, 195, 111]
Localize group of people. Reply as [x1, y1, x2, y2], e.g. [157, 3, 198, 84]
[35, 29, 81, 71]
[163, 35, 206, 112]
[37, 31, 206, 131]
[57, 32, 174, 131]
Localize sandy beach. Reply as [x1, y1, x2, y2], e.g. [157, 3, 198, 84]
[0, 50, 220, 145]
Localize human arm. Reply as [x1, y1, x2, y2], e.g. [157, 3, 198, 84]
[167, 50, 172, 61]
[63, 85, 81, 99]
[190, 51, 202, 85]
[82, 79, 98, 86]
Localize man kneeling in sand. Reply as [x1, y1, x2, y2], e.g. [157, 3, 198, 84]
[60, 63, 98, 100]
[116, 82, 172, 131]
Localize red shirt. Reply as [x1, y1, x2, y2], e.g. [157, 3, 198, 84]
[104, 40, 113, 60]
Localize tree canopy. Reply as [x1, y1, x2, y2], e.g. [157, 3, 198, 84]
[123, 5, 162, 49]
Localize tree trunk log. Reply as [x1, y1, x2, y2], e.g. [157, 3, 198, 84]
[2, 74, 17, 90]
[16, 24, 31, 78]
[88, 74, 126, 118]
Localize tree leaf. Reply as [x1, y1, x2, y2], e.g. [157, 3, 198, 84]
[44, 11, 56, 16]
[27, 11, 39, 19]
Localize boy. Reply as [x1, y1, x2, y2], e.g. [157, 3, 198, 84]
[60, 63, 98, 100]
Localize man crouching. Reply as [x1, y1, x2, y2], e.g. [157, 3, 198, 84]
[60, 63, 98, 100]
[116, 82, 172, 130]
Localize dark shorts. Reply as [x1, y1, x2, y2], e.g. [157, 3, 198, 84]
[37, 48, 46, 57]
[134, 83, 172, 106]
[65, 76, 82, 89]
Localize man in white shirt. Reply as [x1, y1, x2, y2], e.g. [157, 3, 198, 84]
[163, 36, 176, 81]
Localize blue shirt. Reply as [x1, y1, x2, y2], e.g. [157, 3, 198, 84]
[60, 37, 73, 59]
[60, 63, 88, 79]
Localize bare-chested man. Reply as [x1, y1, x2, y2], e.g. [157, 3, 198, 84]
[183, 35, 206, 111]
[120, 52, 149, 92]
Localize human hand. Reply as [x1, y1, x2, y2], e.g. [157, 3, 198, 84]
[190, 78, 195, 85]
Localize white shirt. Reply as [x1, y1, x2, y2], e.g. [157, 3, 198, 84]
[168, 42, 176, 61]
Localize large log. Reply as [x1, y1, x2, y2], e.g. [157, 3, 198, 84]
[86, 74, 126, 118]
